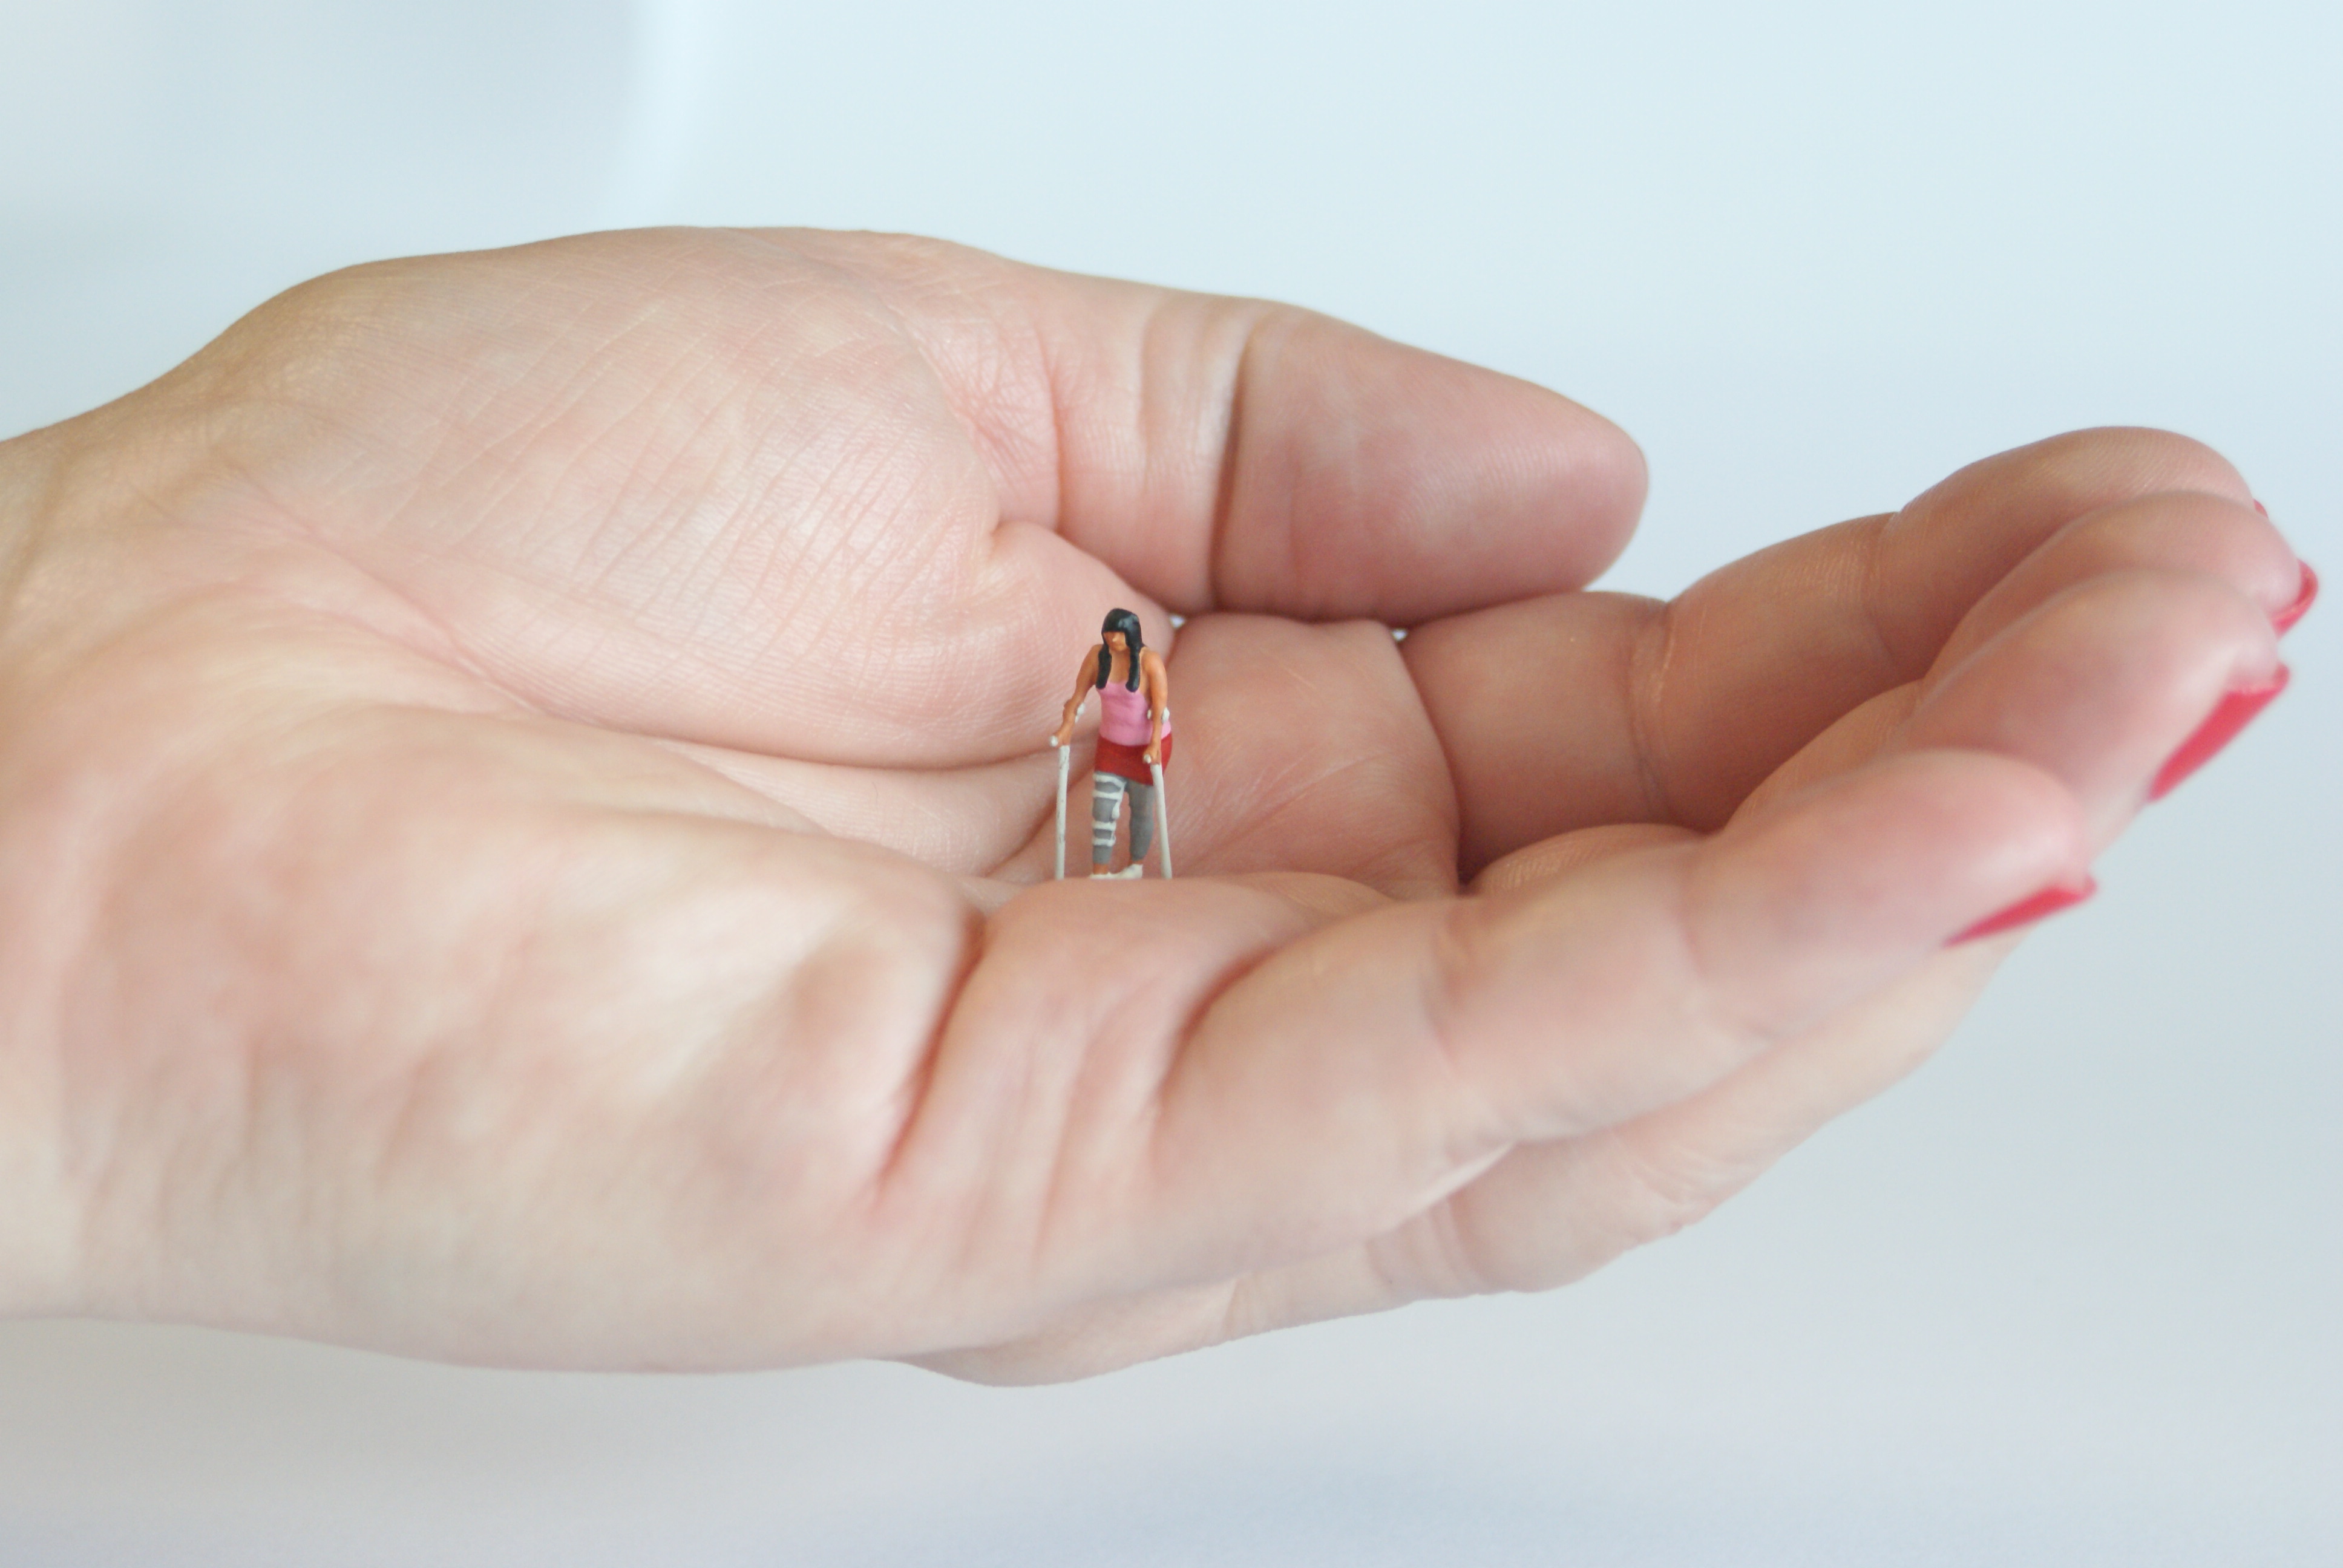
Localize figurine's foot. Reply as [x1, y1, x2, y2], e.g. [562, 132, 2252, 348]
[1112, 864, 1145, 879]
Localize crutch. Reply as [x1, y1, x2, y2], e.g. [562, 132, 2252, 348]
[1050, 690, 1085, 881]
[1052, 736, 1071, 880]
[1149, 709, 1174, 878]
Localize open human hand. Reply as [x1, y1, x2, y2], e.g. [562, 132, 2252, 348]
[0, 230, 2305, 1379]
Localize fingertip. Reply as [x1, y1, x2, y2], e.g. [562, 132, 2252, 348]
[2276, 560, 2318, 635]
[2146, 662, 2291, 802]
[1951, 874, 2098, 944]
[1214, 315, 1648, 622]
[1906, 564, 2286, 833]
[1504, 381, 1648, 585]
[1903, 428, 2253, 526]
[1697, 748, 2089, 967]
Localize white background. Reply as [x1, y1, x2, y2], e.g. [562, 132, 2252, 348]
[1, 2, 2336, 1562]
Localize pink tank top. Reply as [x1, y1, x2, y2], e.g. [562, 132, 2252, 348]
[1097, 670, 1166, 745]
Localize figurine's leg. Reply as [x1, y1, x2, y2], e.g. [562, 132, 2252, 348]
[1124, 777, 1156, 865]
[1089, 773, 1127, 871]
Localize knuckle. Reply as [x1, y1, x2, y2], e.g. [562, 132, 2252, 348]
[1607, 1129, 1746, 1246]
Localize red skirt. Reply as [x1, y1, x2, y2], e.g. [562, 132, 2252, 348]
[1095, 731, 1171, 785]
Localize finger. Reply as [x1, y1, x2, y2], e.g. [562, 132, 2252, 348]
[774, 231, 1648, 624]
[1475, 548, 2278, 947]
[1472, 822, 1699, 895]
[1210, 947, 2007, 1329]
[1430, 953, 1992, 1294]
[1401, 587, 1666, 876]
[1401, 428, 2287, 870]
[1119, 749, 2083, 1293]
[1893, 568, 2281, 837]
[1918, 490, 2298, 691]
[1126, 614, 1458, 898]
[1737, 566, 2283, 841]
[922, 893, 2016, 1376]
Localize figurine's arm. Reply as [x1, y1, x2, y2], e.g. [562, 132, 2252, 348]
[1052, 644, 1102, 748]
[1141, 648, 1169, 765]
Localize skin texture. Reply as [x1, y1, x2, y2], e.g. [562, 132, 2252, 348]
[0, 228, 2302, 1380]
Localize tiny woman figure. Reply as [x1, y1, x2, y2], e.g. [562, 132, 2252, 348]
[1052, 608, 1172, 877]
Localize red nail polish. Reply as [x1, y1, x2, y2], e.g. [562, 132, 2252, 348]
[2275, 561, 2318, 635]
[2148, 666, 2291, 802]
[1953, 877, 2098, 944]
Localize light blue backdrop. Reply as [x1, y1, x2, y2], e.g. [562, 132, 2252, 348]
[2, 2, 2335, 1563]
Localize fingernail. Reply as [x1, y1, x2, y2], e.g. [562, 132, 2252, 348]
[1953, 876, 2098, 944]
[2252, 498, 2268, 517]
[2275, 561, 2318, 635]
[2148, 665, 2291, 802]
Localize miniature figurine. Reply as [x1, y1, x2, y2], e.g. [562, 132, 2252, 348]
[1050, 608, 1173, 878]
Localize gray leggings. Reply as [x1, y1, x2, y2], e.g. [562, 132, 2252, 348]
[1090, 772, 1158, 867]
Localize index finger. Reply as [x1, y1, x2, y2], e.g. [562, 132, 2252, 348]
[778, 230, 1649, 623]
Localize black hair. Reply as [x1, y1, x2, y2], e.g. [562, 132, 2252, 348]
[1095, 608, 1144, 691]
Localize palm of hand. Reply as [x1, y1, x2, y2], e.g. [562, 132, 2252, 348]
[0, 230, 2294, 1377]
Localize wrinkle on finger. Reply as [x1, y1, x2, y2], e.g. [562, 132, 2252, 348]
[1876, 426, 2252, 658]
[832, 236, 1647, 622]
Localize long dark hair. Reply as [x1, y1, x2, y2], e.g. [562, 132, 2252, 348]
[1095, 607, 1144, 691]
